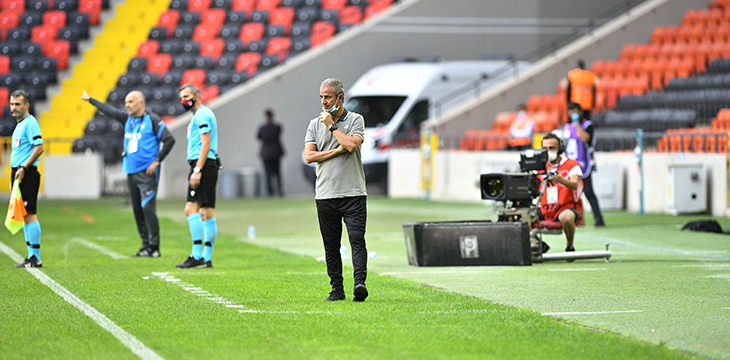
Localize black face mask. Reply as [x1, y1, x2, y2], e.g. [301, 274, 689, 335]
[181, 98, 194, 111]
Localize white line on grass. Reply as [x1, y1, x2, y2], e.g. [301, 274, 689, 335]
[542, 310, 644, 316]
[548, 268, 607, 272]
[580, 235, 730, 261]
[380, 270, 498, 276]
[0, 241, 163, 360]
[71, 237, 127, 259]
[673, 264, 730, 268]
[152, 272, 340, 315]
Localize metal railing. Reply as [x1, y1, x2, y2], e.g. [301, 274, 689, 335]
[431, 0, 645, 118]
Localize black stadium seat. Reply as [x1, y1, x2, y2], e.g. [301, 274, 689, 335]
[128, 57, 148, 73]
[139, 72, 160, 86]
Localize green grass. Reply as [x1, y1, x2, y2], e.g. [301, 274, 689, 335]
[1, 197, 726, 359]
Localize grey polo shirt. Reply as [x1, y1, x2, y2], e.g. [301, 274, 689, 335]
[304, 110, 368, 200]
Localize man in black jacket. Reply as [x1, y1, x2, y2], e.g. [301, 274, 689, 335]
[81, 90, 175, 257]
[257, 108, 285, 197]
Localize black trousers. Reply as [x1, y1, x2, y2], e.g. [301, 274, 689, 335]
[315, 196, 367, 290]
[127, 171, 159, 249]
[262, 158, 282, 196]
[583, 172, 603, 224]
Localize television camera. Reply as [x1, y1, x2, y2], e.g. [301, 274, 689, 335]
[480, 149, 548, 223]
[479, 149, 611, 262]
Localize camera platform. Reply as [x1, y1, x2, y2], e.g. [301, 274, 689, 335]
[540, 243, 612, 262]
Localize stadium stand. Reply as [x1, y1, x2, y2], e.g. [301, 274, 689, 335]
[64, 0, 399, 163]
[459, 2, 730, 155]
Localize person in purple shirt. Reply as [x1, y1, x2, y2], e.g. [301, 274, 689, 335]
[560, 102, 605, 227]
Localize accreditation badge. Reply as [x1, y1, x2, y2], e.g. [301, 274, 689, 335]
[546, 186, 558, 204]
[128, 137, 138, 153]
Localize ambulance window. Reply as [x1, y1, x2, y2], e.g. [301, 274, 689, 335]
[345, 96, 406, 128]
[398, 100, 428, 134]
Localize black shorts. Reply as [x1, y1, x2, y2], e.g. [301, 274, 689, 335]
[11, 166, 40, 214]
[186, 159, 218, 208]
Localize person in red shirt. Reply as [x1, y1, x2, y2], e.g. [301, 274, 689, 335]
[538, 133, 583, 253]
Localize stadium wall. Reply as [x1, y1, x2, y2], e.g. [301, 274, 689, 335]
[159, 0, 650, 198]
[389, 149, 729, 217]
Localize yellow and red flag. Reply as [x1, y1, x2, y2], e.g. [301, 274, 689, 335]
[5, 179, 26, 235]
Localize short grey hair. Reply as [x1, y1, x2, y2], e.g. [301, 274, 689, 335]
[320, 78, 344, 97]
[179, 83, 200, 96]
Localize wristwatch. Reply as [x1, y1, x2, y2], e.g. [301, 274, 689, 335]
[193, 166, 201, 174]
[329, 123, 338, 132]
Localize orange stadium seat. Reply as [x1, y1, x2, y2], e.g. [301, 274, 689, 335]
[718, 134, 729, 153]
[201, 8, 226, 27]
[705, 134, 718, 153]
[158, 10, 180, 34]
[137, 40, 159, 58]
[200, 38, 224, 60]
[181, 68, 206, 88]
[269, 7, 294, 34]
[365, 0, 392, 19]
[148, 53, 173, 76]
[340, 5, 363, 25]
[188, 0, 212, 12]
[193, 23, 221, 42]
[43, 40, 70, 69]
[0, 54, 9, 74]
[1, 0, 25, 14]
[322, 0, 347, 10]
[231, 0, 255, 13]
[43, 10, 66, 29]
[78, 0, 102, 25]
[31, 25, 59, 47]
[201, 84, 219, 103]
[235, 52, 260, 75]
[256, 0, 280, 11]
[240, 22, 264, 45]
[311, 21, 335, 48]
[266, 36, 290, 61]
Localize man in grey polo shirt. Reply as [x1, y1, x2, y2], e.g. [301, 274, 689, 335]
[304, 78, 369, 302]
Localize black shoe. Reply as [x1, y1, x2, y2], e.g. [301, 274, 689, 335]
[205, 260, 213, 268]
[325, 289, 345, 301]
[353, 283, 368, 302]
[176, 256, 206, 269]
[14, 258, 29, 268]
[15, 255, 42, 268]
[541, 241, 550, 254]
[595, 219, 605, 227]
[133, 248, 160, 258]
[566, 246, 575, 263]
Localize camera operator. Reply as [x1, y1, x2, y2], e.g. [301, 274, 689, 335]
[538, 133, 583, 254]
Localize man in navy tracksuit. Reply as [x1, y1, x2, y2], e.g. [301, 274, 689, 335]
[82, 90, 175, 257]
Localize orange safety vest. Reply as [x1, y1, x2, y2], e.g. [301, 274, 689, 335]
[568, 68, 596, 111]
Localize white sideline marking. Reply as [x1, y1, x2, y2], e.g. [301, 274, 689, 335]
[0, 241, 163, 360]
[542, 310, 644, 316]
[419, 309, 493, 314]
[580, 235, 730, 261]
[239, 309, 339, 314]
[380, 270, 494, 276]
[153, 273, 340, 315]
[673, 264, 730, 268]
[72, 237, 127, 259]
[548, 268, 606, 272]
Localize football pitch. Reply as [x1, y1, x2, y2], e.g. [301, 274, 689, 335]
[1, 197, 728, 359]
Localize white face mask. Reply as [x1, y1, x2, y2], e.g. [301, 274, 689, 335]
[323, 103, 339, 115]
[548, 151, 558, 162]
